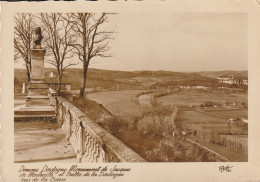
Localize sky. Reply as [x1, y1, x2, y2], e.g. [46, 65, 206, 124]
[15, 13, 248, 72]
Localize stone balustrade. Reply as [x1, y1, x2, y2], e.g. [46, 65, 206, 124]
[47, 82, 71, 92]
[49, 88, 146, 162]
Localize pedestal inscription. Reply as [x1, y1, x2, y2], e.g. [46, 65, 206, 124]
[30, 49, 45, 80]
[26, 48, 50, 107]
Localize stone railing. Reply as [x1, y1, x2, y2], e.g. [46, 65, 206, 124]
[47, 82, 71, 92]
[49, 89, 146, 162]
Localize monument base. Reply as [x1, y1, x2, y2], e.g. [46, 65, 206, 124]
[14, 104, 55, 122]
[15, 81, 56, 122]
[26, 81, 51, 107]
[26, 96, 51, 107]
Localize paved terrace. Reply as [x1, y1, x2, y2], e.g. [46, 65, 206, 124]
[15, 122, 77, 163]
[14, 95, 77, 163]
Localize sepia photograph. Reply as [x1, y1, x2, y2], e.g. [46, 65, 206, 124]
[14, 12, 248, 163]
[1, 1, 260, 182]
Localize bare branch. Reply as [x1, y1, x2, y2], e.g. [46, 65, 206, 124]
[14, 13, 34, 81]
[69, 12, 116, 96]
[39, 13, 78, 93]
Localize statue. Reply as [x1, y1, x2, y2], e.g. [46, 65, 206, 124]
[33, 27, 43, 49]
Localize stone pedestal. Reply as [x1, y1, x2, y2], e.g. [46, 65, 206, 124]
[15, 48, 55, 121]
[26, 49, 50, 107]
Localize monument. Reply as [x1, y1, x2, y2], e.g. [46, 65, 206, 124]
[14, 27, 55, 121]
[26, 27, 50, 106]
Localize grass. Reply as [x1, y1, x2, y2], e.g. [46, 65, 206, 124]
[86, 90, 144, 124]
[72, 96, 113, 124]
[179, 110, 226, 124]
[203, 109, 248, 119]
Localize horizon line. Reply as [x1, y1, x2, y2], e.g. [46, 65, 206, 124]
[14, 67, 248, 73]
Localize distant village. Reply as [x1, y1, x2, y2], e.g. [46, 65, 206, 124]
[217, 75, 248, 85]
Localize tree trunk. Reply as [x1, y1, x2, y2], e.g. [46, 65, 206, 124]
[26, 64, 31, 82]
[26, 71, 31, 82]
[79, 62, 87, 97]
[57, 73, 62, 95]
[79, 19, 87, 98]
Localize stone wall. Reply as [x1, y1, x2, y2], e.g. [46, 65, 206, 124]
[49, 89, 146, 162]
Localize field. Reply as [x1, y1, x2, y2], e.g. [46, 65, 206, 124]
[86, 89, 248, 161]
[86, 90, 144, 123]
[202, 109, 248, 119]
[87, 90, 248, 129]
[157, 91, 247, 107]
[179, 110, 225, 124]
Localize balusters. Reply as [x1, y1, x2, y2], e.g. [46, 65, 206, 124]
[77, 124, 83, 162]
[85, 135, 91, 161]
[96, 146, 103, 162]
[67, 112, 71, 139]
[69, 115, 77, 151]
[80, 129, 106, 163]
[83, 135, 91, 162]
[81, 126, 87, 162]
[81, 133, 88, 163]
[89, 138, 95, 162]
[62, 110, 70, 137]
[64, 102, 108, 163]
[53, 97, 145, 163]
[92, 138, 98, 162]
[100, 148, 106, 162]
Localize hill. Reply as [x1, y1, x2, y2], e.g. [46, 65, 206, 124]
[196, 70, 248, 79]
[14, 68, 247, 90]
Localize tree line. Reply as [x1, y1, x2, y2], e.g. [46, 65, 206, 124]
[14, 13, 115, 96]
[152, 78, 248, 88]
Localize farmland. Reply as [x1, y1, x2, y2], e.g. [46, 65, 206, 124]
[156, 91, 247, 107]
[86, 90, 144, 124]
[85, 88, 248, 161]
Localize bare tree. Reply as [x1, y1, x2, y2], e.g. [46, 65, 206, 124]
[14, 13, 35, 81]
[68, 13, 115, 97]
[14, 49, 21, 63]
[39, 13, 77, 94]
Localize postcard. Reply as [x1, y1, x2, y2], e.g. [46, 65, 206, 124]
[1, 0, 260, 181]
